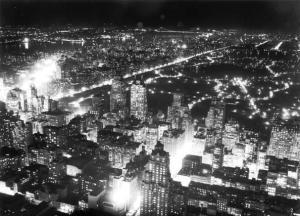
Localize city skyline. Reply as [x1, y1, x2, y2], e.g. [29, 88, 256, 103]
[0, 0, 300, 32]
[0, 0, 300, 216]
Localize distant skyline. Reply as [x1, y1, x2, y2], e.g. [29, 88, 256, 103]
[0, 0, 300, 32]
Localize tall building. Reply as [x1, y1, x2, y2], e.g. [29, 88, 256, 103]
[222, 120, 239, 150]
[141, 142, 170, 216]
[205, 99, 225, 130]
[267, 123, 300, 161]
[167, 93, 190, 130]
[130, 80, 147, 121]
[110, 76, 127, 115]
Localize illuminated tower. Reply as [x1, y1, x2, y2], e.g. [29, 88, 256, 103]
[205, 99, 225, 142]
[205, 98, 225, 130]
[130, 80, 147, 121]
[141, 142, 170, 216]
[110, 76, 127, 115]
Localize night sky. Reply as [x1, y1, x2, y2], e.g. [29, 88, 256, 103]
[1, 0, 300, 31]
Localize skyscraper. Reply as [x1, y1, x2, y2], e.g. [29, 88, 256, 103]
[141, 142, 170, 216]
[110, 76, 127, 115]
[167, 93, 189, 130]
[205, 99, 225, 130]
[267, 123, 300, 161]
[130, 80, 147, 121]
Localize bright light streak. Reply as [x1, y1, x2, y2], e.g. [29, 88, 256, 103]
[170, 131, 193, 178]
[255, 40, 269, 48]
[110, 180, 131, 210]
[273, 41, 283, 50]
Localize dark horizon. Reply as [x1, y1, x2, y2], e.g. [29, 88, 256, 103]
[1, 0, 300, 32]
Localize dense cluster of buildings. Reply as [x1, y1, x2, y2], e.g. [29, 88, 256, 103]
[0, 73, 300, 216]
[0, 27, 300, 216]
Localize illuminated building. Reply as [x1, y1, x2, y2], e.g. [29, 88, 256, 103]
[205, 128, 217, 149]
[103, 138, 142, 169]
[28, 146, 57, 166]
[222, 120, 239, 150]
[27, 85, 38, 112]
[132, 126, 147, 143]
[169, 181, 187, 216]
[43, 126, 66, 147]
[167, 93, 189, 130]
[0, 179, 18, 196]
[267, 124, 300, 161]
[205, 99, 225, 141]
[0, 147, 25, 172]
[6, 88, 26, 113]
[48, 160, 66, 184]
[11, 119, 28, 150]
[42, 110, 73, 127]
[109, 174, 139, 212]
[158, 123, 169, 140]
[176, 159, 212, 187]
[160, 129, 185, 159]
[201, 151, 213, 166]
[141, 142, 170, 216]
[32, 119, 50, 134]
[78, 174, 106, 196]
[264, 156, 300, 198]
[110, 76, 127, 115]
[43, 97, 59, 112]
[182, 155, 202, 169]
[187, 181, 216, 209]
[191, 127, 206, 156]
[97, 130, 142, 168]
[130, 80, 148, 121]
[100, 112, 120, 128]
[239, 129, 259, 162]
[0, 113, 27, 149]
[223, 143, 245, 168]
